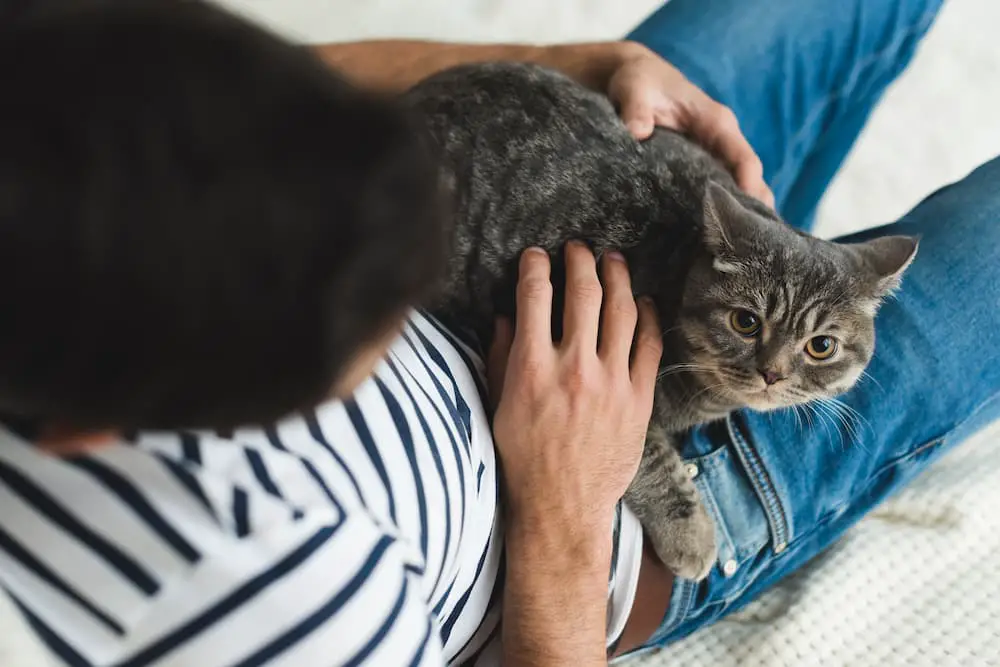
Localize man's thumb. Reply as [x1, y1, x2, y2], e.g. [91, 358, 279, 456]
[619, 96, 655, 140]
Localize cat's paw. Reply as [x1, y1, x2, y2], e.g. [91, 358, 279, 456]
[647, 503, 717, 581]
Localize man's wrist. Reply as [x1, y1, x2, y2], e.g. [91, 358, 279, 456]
[502, 505, 614, 666]
[505, 503, 615, 575]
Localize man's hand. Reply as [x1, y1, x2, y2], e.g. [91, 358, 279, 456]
[490, 243, 661, 533]
[489, 242, 661, 666]
[608, 42, 774, 207]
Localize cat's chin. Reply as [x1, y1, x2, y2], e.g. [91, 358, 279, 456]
[742, 399, 782, 412]
[703, 386, 777, 413]
[734, 391, 799, 412]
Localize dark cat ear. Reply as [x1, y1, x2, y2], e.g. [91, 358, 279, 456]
[701, 181, 750, 257]
[851, 235, 919, 297]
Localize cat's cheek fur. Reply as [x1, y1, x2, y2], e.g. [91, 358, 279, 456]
[822, 365, 867, 397]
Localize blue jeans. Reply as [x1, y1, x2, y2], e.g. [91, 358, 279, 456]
[627, 0, 1000, 647]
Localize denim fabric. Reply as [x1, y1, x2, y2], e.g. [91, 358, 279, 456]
[625, 0, 1000, 648]
[629, 0, 943, 230]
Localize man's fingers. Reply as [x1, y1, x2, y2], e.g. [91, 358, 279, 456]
[611, 74, 656, 140]
[630, 297, 663, 398]
[626, 117, 655, 141]
[562, 241, 603, 352]
[515, 248, 554, 347]
[687, 101, 773, 207]
[598, 252, 638, 368]
[487, 317, 513, 410]
[621, 99, 655, 140]
[734, 158, 774, 209]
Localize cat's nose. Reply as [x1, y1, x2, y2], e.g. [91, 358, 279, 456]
[758, 369, 784, 386]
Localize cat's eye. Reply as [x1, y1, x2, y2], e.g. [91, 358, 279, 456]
[729, 310, 761, 337]
[805, 336, 838, 360]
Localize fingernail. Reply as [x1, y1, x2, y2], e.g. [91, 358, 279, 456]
[626, 120, 651, 138]
[606, 250, 626, 263]
[524, 247, 547, 257]
[567, 239, 587, 248]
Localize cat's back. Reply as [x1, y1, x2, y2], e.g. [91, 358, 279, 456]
[405, 62, 730, 329]
[408, 63, 664, 324]
[405, 61, 629, 154]
[406, 62, 652, 230]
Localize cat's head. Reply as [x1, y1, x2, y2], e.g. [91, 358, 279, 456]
[676, 181, 917, 412]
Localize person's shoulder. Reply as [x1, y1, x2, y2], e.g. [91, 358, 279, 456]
[404, 310, 488, 397]
[412, 310, 485, 359]
[0, 428, 439, 665]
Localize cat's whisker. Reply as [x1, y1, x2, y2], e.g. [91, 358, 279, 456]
[801, 403, 815, 429]
[815, 398, 872, 455]
[797, 403, 813, 431]
[806, 401, 840, 452]
[819, 402, 848, 451]
[659, 325, 683, 337]
[826, 398, 873, 453]
[789, 404, 803, 432]
[656, 363, 716, 380]
[817, 399, 853, 439]
[859, 369, 885, 394]
[824, 398, 871, 429]
[827, 285, 855, 310]
[828, 397, 871, 429]
[824, 401, 858, 448]
[681, 382, 727, 413]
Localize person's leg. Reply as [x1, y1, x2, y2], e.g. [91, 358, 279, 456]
[627, 0, 943, 229]
[651, 157, 1000, 644]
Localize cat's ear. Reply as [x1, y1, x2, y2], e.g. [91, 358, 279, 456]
[851, 235, 919, 298]
[701, 181, 751, 257]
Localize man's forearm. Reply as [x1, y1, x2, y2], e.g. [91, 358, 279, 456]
[311, 40, 642, 92]
[502, 512, 614, 666]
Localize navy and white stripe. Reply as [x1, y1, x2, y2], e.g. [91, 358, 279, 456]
[0, 311, 641, 665]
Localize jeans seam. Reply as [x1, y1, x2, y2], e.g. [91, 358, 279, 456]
[781, 394, 1000, 554]
[867, 435, 946, 482]
[726, 415, 790, 552]
[770, 7, 941, 194]
[772, 437, 949, 564]
[866, 388, 1000, 484]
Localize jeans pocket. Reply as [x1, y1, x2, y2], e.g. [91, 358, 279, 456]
[648, 424, 782, 644]
[685, 422, 772, 573]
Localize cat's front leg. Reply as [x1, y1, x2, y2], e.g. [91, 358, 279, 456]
[624, 423, 717, 581]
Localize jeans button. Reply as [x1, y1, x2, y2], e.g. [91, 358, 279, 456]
[685, 463, 699, 479]
[722, 559, 738, 577]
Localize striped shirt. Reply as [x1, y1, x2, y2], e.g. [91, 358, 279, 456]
[0, 311, 643, 666]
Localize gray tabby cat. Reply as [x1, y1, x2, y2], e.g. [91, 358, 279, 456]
[406, 62, 917, 580]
